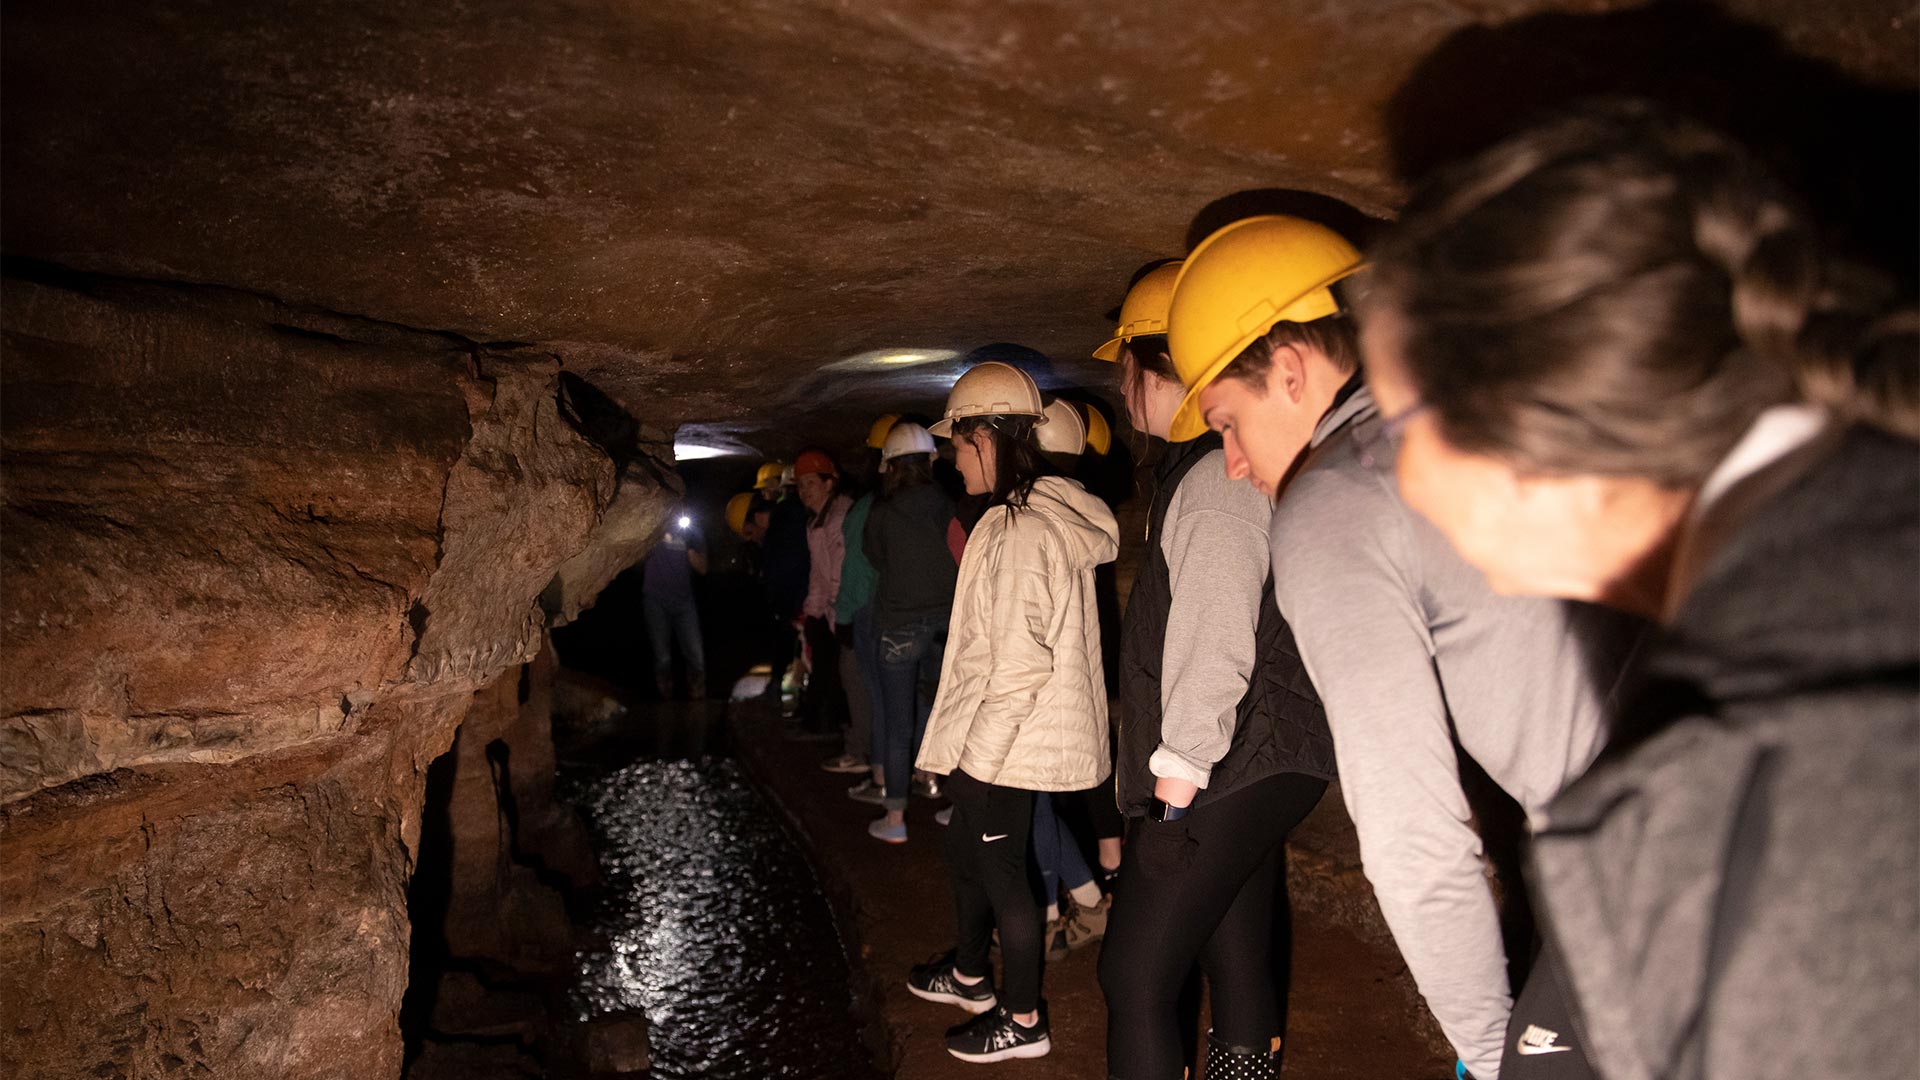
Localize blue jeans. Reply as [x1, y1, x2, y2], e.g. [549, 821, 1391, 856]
[642, 594, 704, 678]
[1032, 790, 1095, 907]
[877, 614, 944, 811]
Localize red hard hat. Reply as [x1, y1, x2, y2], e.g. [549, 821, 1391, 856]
[793, 449, 838, 477]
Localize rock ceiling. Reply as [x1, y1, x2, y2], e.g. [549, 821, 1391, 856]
[4, 0, 1913, 457]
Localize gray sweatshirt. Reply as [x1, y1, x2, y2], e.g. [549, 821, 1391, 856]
[1149, 448, 1277, 788]
[1269, 387, 1641, 1080]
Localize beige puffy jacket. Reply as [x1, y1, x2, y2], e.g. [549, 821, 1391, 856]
[916, 476, 1119, 791]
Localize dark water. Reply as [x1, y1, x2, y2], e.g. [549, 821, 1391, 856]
[560, 737, 877, 1080]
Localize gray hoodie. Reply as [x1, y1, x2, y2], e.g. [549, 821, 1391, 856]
[1269, 387, 1644, 1079]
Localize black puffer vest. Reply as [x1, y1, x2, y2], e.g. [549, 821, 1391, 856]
[1115, 433, 1335, 816]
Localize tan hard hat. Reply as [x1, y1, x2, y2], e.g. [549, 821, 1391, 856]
[929, 361, 1046, 437]
[1093, 261, 1183, 362]
[1037, 399, 1088, 456]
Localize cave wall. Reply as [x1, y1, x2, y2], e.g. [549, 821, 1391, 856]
[0, 267, 664, 1079]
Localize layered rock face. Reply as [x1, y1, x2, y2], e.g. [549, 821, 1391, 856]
[0, 267, 669, 1079]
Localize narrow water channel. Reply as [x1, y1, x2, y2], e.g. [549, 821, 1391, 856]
[559, 708, 879, 1080]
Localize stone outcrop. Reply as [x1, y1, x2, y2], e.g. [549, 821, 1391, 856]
[0, 266, 667, 1079]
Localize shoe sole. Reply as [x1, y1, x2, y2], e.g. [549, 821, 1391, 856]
[908, 984, 997, 1014]
[869, 831, 907, 845]
[848, 794, 886, 805]
[822, 764, 869, 774]
[947, 1035, 1051, 1063]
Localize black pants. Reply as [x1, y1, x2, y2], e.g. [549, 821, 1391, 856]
[1066, 778, 1126, 845]
[800, 616, 847, 732]
[1500, 939, 1597, 1079]
[944, 769, 1043, 1014]
[1098, 773, 1328, 1080]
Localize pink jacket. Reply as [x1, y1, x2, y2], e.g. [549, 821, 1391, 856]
[802, 493, 851, 620]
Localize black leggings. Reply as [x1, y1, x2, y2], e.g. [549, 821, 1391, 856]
[944, 769, 1044, 1013]
[1098, 772, 1328, 1079]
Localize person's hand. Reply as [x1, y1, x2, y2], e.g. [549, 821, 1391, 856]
[1152, 775, 1198, 810]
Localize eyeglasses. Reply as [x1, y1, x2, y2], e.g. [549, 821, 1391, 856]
[1352, 400, 1427, 473]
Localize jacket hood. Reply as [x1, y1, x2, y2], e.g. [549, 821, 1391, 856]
[1019, 476, 1119, 570]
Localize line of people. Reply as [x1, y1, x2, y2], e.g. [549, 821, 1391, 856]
[738, 100, 1918, 1080]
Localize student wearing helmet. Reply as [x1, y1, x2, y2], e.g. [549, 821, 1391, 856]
[794, 449, 853, 739]
[755, 461, 812, 713]
[861, 420, 956, 843]
[1088, 261, 1335, 1080]
[907, 360, 1119, 1063]
[823, 417, 894, 782]
[1178, 214, 1645, 1080]
[1020, 398, 1115, 957]
[641, 507, 710, 700]
[1360, 103, 1917, 1080]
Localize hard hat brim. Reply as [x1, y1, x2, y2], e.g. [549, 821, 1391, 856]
[928, 417, 953, 438]
[1091, 337, 1122, 363]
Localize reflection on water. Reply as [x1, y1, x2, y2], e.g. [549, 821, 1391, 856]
[564, 753, 876, 1079]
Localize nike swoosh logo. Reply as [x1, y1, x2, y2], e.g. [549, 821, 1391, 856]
[981, 833, 1009, 842]
[1517, 1045, 1573, 1056]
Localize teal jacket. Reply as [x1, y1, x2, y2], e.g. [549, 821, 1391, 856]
[833, 492, 878, 623]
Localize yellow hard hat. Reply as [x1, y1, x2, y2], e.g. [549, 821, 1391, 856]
[725, 492, 755, 537]
[753, 462, 787, 491]
[929, 361, 1045, 437]
[1037, 399, 1088, 456]
[1093, 261, 1183, 362]
[1083, 405, 1112, 456]
[1166, 216, 1364, 442]
[866, 413, 900, 450]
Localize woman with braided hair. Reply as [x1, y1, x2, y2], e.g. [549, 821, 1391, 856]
[1359, 99, 1917, 1080]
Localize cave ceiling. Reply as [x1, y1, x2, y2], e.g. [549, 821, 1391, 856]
[4, 0, 1913, 459]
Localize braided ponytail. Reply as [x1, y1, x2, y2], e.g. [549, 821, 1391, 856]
[1366, 99, 1917, 485]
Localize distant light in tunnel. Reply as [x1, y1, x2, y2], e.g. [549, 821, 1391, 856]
[677, 515, 692, 530]
[870, 350, 944, 366]
[820, 347, 961, 373]
[672, 439, 751, 461]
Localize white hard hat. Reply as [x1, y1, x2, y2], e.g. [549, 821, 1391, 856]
[878, 421, 936, 472]
[928, 361, 1046, 437]
[1036, 399, 1088, 456]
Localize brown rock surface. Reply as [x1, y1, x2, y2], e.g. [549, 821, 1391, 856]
[0, 3, 1911, 1077]
[3, 0, 1911, 453]
[0, 269, 666, 1079]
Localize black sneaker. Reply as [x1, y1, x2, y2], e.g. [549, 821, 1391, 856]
[945, 1004, 1051, 1063]
[906, 951, 996, 1014]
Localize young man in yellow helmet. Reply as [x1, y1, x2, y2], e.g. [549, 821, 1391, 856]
[1091, 258, 1335, 1080]
[1168, 215, 1644, 1080]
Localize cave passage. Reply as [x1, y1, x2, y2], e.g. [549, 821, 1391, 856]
[3, 3, 1914, 1080]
